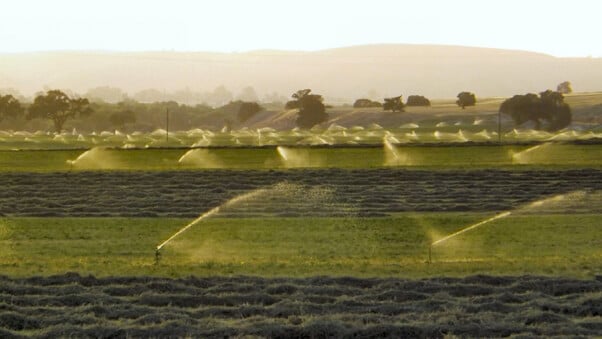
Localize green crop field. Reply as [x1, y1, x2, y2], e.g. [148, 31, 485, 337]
[1, 143, 601, 172]
[1, 213, 600, 278]
[1, 111, 601, 336]
[3, 40, 602, 339]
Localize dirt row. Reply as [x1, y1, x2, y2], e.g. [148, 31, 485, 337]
[0, 274, 600, 338]
[0, 169, 600, 217]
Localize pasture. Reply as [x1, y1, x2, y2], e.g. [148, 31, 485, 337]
[1, 165, 601, 338]
[0, 143, 601, 172]
[1, 213, 601, 278]
[0, 99, 601, 336]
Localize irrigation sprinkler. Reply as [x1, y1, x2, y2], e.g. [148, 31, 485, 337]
[156, 206, 221, 252]
[154, 188, 269, 261]
[428, 211, 511, 264]
[498, 109, 502, 144]
[165, 108, 169, 143]
[154, 248, 161, 265]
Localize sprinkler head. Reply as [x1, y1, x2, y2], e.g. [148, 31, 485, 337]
[154, 248, 161, 265]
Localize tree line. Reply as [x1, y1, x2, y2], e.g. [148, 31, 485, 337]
[0, 82, 574, 132]
[0, 90, 262, 133]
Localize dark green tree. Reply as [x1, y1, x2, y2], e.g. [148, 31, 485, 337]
[499, 90, 571, 131]
[406, 95, 431, 106]
[285, 100, 299, 109]
[237, 101, 263, 123]
[540, 90, 572, 130]
[456, 91, 476, 109]
[353, 98, 382, 108]
[109, 110, 136, 128]
[556, 81, 572, 94]
[288, 89, 327, 128]
[0, 94, 24, 121]
[27, 90, 93, 133]
[383, 96, 405, 112]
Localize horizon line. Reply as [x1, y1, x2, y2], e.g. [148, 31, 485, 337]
[0, 43, 600, 59]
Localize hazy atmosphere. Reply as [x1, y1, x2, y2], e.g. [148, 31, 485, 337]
[2, 0, 601, 57]
[2, 0, 602, 102]
[1, 1, 601, 338]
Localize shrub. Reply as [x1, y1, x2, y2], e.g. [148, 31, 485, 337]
[406, 95, 431, 106]
[353, 98, 382, 108]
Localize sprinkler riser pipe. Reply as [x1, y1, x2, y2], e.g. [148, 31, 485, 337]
[428, 245, 432, 264]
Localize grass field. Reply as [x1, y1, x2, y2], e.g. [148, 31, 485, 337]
[1, 214, 600, 278]
[1, 273, 600, 337]
[1, 117, 600, 336]
[1, 143, 601, 172]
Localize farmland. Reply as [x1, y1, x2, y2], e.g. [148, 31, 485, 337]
[0, 142, 601, 172]
[1, 132, 601, 336]
[3, 23, 602, 337]
[1, 168, 601, 218]
[0, 274, 600, 337]
[1, 213, 601, 278]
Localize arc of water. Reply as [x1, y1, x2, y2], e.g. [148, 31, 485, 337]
[156, 188, 268, 250]
[428, 211, 511, 263]
[156, 207, 220, 250]
[431, 211, 512, 247]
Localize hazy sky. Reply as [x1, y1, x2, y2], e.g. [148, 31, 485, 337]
[1, 0, 600, 57]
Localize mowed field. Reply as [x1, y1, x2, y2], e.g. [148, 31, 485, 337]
[0, 142, 601, 336]
[1, 167, 601, 278]
[0, 166, 601, 336]
[0, 274, 600, 338]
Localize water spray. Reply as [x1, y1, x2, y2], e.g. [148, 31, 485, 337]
[428, 211, 511, 263]
[511, 143, 548, 164]
[156, 206, 221, 253]
[276, 146, 288, 161]
[154, 188, 268, 262]
[178, 149, 195, 163]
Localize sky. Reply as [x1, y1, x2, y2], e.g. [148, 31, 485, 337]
[1, 0, 601, 57]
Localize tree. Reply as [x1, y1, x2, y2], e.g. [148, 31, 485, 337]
[237, 101, 263, 123]
[288, 89, 328, 128]
[540, 90, 572, 130]
[456, 92, 476, 109]
[27, 90, 93, 133]
[353, 98, 382, 108]
[0, 88, 27, 102]
[285, 100, 299, 110]
[383, 96, 405, 112]
[0, 94, 24, 121]
[109, 110, 136, 128]
[499, 90, 571, 131]
[406, 95, 431, 106]
[557, 81, 572, 94]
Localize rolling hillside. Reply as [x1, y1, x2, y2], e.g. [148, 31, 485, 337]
[1, 44, 602, 102]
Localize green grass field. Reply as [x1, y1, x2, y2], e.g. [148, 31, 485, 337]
[1, 143, 601, 172]
[1, 214, 600, 278]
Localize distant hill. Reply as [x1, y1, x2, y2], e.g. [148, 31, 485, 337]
[1, 44, 602, 102]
